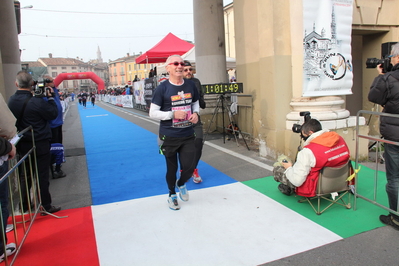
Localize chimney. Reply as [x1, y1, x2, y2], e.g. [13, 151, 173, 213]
[127, 53, 130, 57]
[49, 53, 53, 58]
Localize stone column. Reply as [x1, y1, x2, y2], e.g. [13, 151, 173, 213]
[0, 1, 21, 100]
[283, 0, 367, 159]
[284, 0, 365, 132]
[193, 0, 228, 84]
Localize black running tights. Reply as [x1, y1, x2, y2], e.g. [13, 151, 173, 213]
[165, 151, 196, 196]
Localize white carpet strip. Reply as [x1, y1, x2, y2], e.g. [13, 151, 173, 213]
[92, 182, 341, 266]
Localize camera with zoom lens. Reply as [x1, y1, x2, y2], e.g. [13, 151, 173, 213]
[292, 111, 311, 133]
[365, 42, 398, 73]
[33, 80, 52, 97]
[365, 57, 392, 73]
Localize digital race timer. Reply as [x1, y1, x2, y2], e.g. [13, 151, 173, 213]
[201, 83, 243, 94]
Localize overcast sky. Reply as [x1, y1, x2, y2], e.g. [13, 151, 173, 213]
[18, 0, 232, 62]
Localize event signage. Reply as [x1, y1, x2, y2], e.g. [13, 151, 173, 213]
[144, 77, 156, 108]
[302, 0, 353, 97]
[134, 80, 146, 106]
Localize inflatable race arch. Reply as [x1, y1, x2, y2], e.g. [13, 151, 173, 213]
[54, 72, 105, 92]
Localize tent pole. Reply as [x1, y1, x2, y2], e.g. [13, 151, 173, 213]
[146, 57, 149, 78]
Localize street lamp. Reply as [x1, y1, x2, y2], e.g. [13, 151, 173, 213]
[14, 3, 33, 34]
[20, 48, 26, 60]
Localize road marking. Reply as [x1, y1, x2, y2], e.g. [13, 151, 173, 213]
[86, 114, 109, 117]
[205, 141, 273, 171]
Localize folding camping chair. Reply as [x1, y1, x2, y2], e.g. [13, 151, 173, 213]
[298, 161, 352, 215]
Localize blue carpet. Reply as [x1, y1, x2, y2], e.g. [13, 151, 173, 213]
[77, 104, 236, 205]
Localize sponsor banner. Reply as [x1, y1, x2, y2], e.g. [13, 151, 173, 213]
[61, 100, 66, 113]
[99, 94, 133, 108]
[115, 96, 123, 107]
[102, 94, 110, 103]
[144, 78, 156, 109]
[110, 96, 117, 105]
[133, 80, 146, 105]
[122, 95, 133, 108]
[303, 0, 353, 97]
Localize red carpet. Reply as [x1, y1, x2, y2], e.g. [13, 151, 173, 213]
[10, 207, 99, 266]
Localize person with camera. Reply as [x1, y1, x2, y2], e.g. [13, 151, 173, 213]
[149, 55, 199, 210]
[183, 61, 206, 183]
[368, 42, 399, 230]
[8, 70, 61, 215]
[43, 75, 66, 179]
[275, 118, 350, 197]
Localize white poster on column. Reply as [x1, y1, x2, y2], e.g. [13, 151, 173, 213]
[302, 0, 353, 97]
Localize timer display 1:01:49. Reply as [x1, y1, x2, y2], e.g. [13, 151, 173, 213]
[201, 83, 243, 94]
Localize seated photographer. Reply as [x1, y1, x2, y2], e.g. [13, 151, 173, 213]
[274, 119, 350, 197]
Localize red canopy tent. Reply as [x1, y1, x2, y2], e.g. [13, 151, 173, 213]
[135, 32, 194, 64]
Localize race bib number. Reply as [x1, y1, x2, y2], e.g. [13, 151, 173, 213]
[172, 105, 192, 128]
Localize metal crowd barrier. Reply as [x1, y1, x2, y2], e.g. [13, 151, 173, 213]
[354, 110, 399, 217]
[0, 126, 43, 265]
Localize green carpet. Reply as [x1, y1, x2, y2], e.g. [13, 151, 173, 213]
[243, 163, 389, 238]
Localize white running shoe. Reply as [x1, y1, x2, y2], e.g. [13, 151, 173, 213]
[176, 180, 189, 201]
[168, 194, 180, 210]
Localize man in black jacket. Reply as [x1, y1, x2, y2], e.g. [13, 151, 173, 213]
[183, 61, 206, 183]
[368, 42, 399, 230]
[8, 71, 61, 215]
